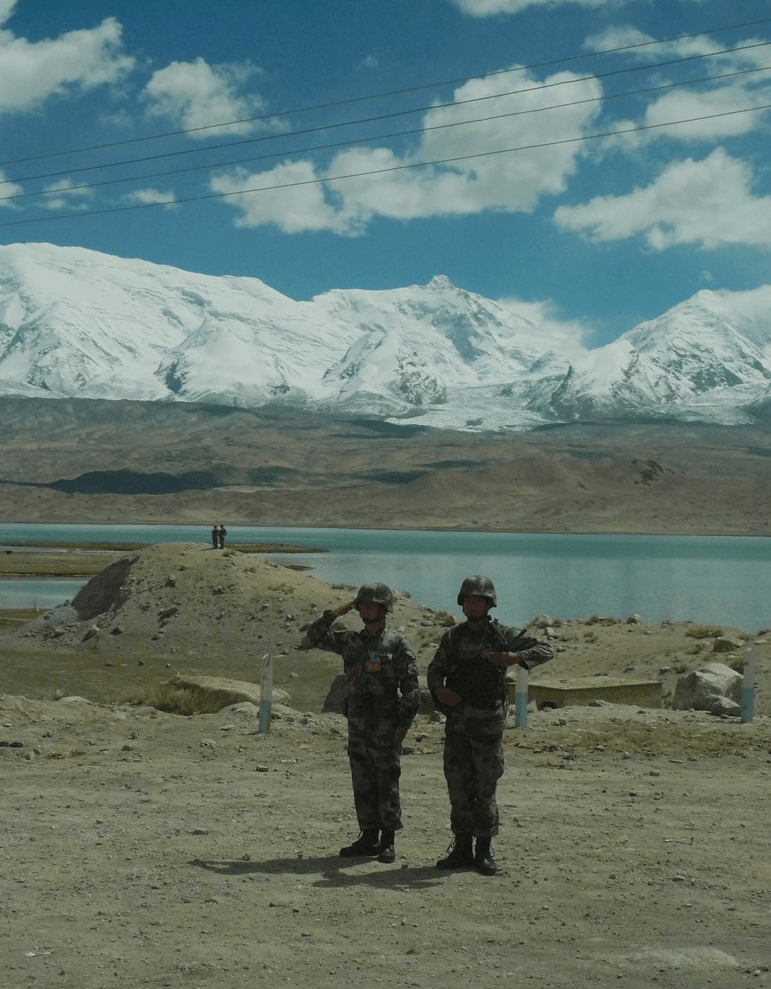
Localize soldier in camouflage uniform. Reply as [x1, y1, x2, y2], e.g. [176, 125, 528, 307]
[300, 583, 420, 864]
[427, 575, 553, 875]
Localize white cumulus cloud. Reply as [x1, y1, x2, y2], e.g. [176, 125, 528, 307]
[0, 15, 134, 115]
[641, 82, 771, 142]
[143, 58, 269, 137]
[586, 24, 771, 150]
[210, 161, 348, 234]
[0, 0, 17, 25]
[0, 169, 23, 209]
[125, 188, 177, 208]
[554, 148, 771, 250]
[40, 178, 94, 212]
[445, 0, 626, 15]
[212, 65, 603, 234]
[497, 296, 592, 352]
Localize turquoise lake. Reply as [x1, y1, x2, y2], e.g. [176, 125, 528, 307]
[0, 523, 768, 631]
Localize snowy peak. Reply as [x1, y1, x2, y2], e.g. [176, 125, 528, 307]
[313, 276, 552, 385]
[1, 243, 771, 430]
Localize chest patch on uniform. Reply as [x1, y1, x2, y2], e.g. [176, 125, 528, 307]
[365, 653, 382, 673]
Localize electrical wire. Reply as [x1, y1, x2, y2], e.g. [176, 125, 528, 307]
[3, 38, 770, 192]
[6, 41, 771, 185]
[1, 16, 770, 226]
[2, 60, 771, 207]
[1, 14, 769, 172]
[2, 100, 769, 228]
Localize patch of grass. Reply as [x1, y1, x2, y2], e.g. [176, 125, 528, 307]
[685, 624, 724, 639]
[114, 681, 226, 716]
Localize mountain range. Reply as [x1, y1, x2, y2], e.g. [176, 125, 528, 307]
[2, 242, 771, 431]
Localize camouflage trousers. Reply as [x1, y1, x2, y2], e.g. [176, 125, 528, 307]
[443, 718, 504, 838]
[347, 726, 403, 832]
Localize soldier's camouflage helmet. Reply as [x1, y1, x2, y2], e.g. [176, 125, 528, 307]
[457, 574, 497, 608]
[355, 582, 394, 614]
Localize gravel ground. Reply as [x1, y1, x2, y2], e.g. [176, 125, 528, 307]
[2, 543, 770, 989]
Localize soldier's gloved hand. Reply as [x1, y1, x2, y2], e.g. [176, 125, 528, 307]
[394, 726, 407, 746]
[435, 685, 462, 707]
[488, 652, 521, 667]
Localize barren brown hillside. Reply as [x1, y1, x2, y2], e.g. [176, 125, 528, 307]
[1, 396, 771, 534]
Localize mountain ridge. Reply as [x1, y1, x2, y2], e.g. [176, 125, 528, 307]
[2, 242, 771, 430]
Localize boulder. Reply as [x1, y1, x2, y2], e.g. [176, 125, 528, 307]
[710, 696, 742, 718]
[673, 662, 742, 715]
[532, 614, 556, 629]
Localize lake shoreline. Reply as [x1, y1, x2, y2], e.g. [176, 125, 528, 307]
[2, 519, 770, 536]
[3, 526, 769, 630]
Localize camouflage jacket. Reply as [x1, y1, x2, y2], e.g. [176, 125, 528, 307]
[301, 612, 420, 736]
[427, 616, 553, 713]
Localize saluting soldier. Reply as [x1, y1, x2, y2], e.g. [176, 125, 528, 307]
[300, 583, 419, 864]
[427, 575, 553, 875]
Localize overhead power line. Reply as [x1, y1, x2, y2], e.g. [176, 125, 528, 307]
[2, 100, 769, 229]
[0, 15, 770, 227]
[2, 36, 771, 207]
[2, 60, 770, 208]
[0, 13, 769, 173]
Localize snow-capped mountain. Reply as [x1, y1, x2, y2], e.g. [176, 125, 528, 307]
[1, 242, 771, 431]
[543, 294, 771, 423]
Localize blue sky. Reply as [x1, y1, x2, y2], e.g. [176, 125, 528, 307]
[1, 0, 771, 346]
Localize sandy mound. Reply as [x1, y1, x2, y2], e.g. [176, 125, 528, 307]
[6, 543, 450, 709]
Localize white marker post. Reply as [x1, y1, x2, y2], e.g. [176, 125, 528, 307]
[514, 664, 529, 728]
[259, 653, 273, 733]
[741, 646, 756, 724]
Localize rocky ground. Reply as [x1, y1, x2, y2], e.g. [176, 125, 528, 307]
[2, 543, 771, 988]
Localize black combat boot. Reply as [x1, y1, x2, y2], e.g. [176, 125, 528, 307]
[377, 829, 396, 864]
[474, 836, 497, 876]
[436, 833, 474, 869]
[339, 828, 380, 857]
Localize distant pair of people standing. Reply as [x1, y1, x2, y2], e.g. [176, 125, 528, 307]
[300, 574, 553, 875]
[211, 524, 226, 549]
